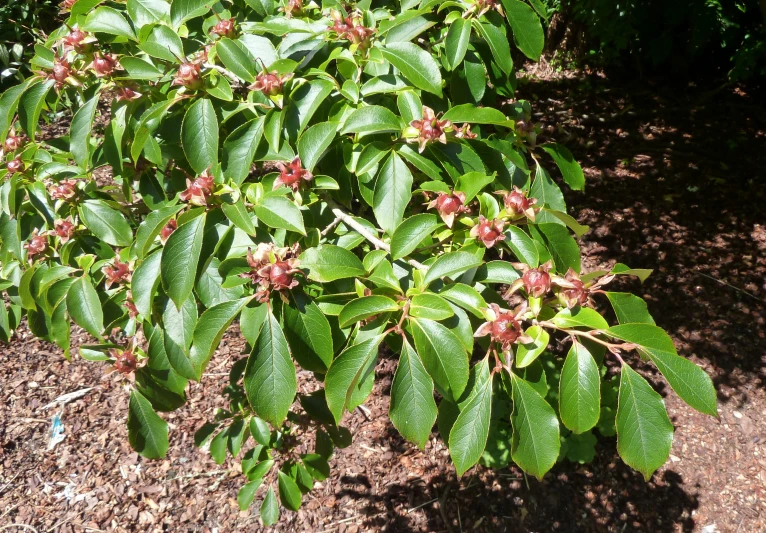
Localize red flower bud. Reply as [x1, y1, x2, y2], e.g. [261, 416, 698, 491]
[160, 219, 177, 244]
[522, 265, 552, 298]
[115, 85, 141, 102]
[427, 191, 468, 227]
[249, 71, 293, 97]
[6, 157, 24, 175]
[52, 56, 72, 83]
[53, 218, 76, 243]
[474, 303, 528, 351]
[59, 0, 77, 11]
[469, 216, 506, 248]
[92, 53, 118, 77]
[24, 231, 48, 258]
[210, 18, 237, 38]
[124, 298, 139, 319]
[408, 106, 452, 153]
[4, 133, 23, 153]
[112, 348, 138, 374]
[49, 179, 78, 201]
[274, 157, 312, 191]
[102, 259, 131, 289]
[500, 187, 538, 219]
[172, 62, 202, 89]
[179, 171, 215, 205]
[63, 29, 91, 52]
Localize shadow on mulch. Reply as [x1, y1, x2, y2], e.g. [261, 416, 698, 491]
[518, 72, 766, 405]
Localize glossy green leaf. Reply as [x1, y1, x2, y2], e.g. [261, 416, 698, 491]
[373, 152, 413, 234]
[83, 7, 136, 40]
[223, 117, 264, 185]
[409, 293, 454, 320]
[18, 80, 54, 140]
[605, 292, 655, 325]
[559, 341, 600, 434]
[299, 245, 365, 283]
[278, 471, 302, 511]
[442, 104, 508, 125]
[297, 121, 336, 171]
[139, 25, 183, 62]
[78, 200, 133, 247]
[70, 94, 100, 169]
[189, 297, 251, 379]
[410, 318, 468, 402]
[325, 336, 383, 424]
[216, 38, 256, 82]
[341, 106, 402, 135]
[244, 310, 297, 427]
[260, 486, 279, 526]
[390, 214, 441, 260]
[128, 390, 169, 459]
[381, 42, 443, 96]
[127, 0, 169, 28]
[237, 479, 263, 511]
[501, 0, 545, 60]
[541, 143, 585, 191]
[472, 19, 513, 74]
[439, 283, 487, 318]
[608, 324, 717, 416]
[390, 339, 437, 449]
[161, 212, 206, 308]
[170, 0, 211, 28]
[338, 295, 399, 328]
[505, 226, 539, 267]
[445, 18, 471, 71]
[423, 251, 483, 287]
[616, 365, 674, 480]
[134, 204, 184, 259]
[448, 358, 492, 476]
[66, 276, 104, 339]
[510, 373, 560, 479]
[282, 292, 335, 373]
[552, 307, 609, 330]
[515, 325, 550, 368]
[254, 196, 306, 235]
[181, 98, 219, 174]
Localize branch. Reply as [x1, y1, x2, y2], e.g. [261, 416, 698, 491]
[325, 201, 427, 270]
[203, 63, 244, 87]
[538, 320, 630, 365]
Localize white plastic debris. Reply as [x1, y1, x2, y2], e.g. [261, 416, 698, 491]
[47, 412, 66, 450]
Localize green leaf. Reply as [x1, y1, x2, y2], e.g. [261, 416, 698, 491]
[515, 325, 550, 368]
[325, 336, 383, 424]
[260, 486, 279, 526]
[338, 295, 399, 328]
[442, 104, 508, 125]
[616, 365, 674, 480]
[541, 208, 590, 237]
[501, 0, 545, 60]
[390, 214, 441, 260]
[221, 199, 256, 236]
[530, 164, 566, 211]
[297, 122, 336, 172]
[131, 250, 162, 319]
[410, 318, 468, 402]
[70, 94, 100, 169]
[608, 324, 717, 416]
[278, 471, 302, 511]
[282, 292, 334, 373]
[439, 283, 487, 318]
[139, 24, 183, 63]
[161, 212, 206, 309]
[373, 152, 413, 234]
[244, 311, 297, 427]
[18, 80, 54, 140]
[448, 358, 492, 476]
[79, 200, 133, 247]
[559, 342, 600, 434]
[189, 298, 251, 379]
[223, 116, 264, 185]
[390, 339, 437, 449]
[409, 293, 454, 321]
[66, 277, 104, 339]
[341, 106, 402, 135]
[128, 390, 169, 459]
[505, 226, 539, 267]
[605, 292, 655, 325]
[237, 479, 263, 511]
[299, 245, 365, 283]
[445, 18, 471, 71]
[475, 260, 521, 284]
[530, 223, 580, 274]
[254, 196, 306, 235]
[423, 251, 483, 287]
[610, 263, 653, 283]
[134, 204, 184, 259]
[552, 307, 609, 330]
[216, 38, 256, 82]
[170, 0, 212, 28]
[83, 7, 137, 40]
[181, 98, 219, 174]
[249, 416, 271, 445]
[541, 143, 585, 191]
[381, 42, 443, 96]
[127, 0, 169, 28]
[510, 373, 560, 479]
[472, 19, 513, 74]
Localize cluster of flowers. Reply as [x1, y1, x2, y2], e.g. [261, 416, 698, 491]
[240, 242, 303, 303]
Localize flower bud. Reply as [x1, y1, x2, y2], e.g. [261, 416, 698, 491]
[6, 157, 24, 176]
[210, 18, 237, 38]
[501, 187, 538, 219]
[179, 171, 215, 205]
[52, 56, 72, 84]
[63, 29, 91, 52]
[160, 219, 177, 244]
[115, 85, 140, 102]
[249, 71, 293, 98]
[469, 216, 506, 248]
[102, 259, 131, 289]
[427, 191, 467, 227]
[49, 179, 78, 201]
[274, 157, 312, 191]
[4, 133, 23, 153]
[408, 106, 452, 153]
[112, 348, 138, 374]
[172, 62, 202, 89]
[474, 303, 527, 350]
[522, 265, 552, 298]
[24, 231, 47, 258]
[92, 53, 117, 77]
[53, 219, 76, 243]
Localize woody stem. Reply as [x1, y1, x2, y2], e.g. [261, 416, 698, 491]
[538, 321, 628, 365]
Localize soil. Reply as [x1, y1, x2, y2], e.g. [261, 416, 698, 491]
[1, 71, 765, 532]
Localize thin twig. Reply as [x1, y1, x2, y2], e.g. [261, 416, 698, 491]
[438, 484, 454, 533]
[203, 63, 243, 87]
[0, 525, 38, 532]
[325, 200, 427, 270]
[695, 271, 766, 305]
[320, 216, 343, 236]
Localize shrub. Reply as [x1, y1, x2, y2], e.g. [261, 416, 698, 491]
[0, 0, 716, 523]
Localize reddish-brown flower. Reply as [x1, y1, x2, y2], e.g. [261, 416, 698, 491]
[49, 179, 78, 201]
[469, 216, 506, 248]
[51, 56, 72, 85]
[522, 263, 552, 298]
[115, 85, 141, 102]
[257, 260, 301, 291]
[111, 347, 138, 374]
[59, 0, 77, 12]
[249, 70, 293, 97]
[24, 230, 47, 258]
[274, 157, 312, 191]
[498, 186, 538, 220]
[474, 303, 530, 351]
[172, 62, 202, 89]
[53, 218, 76, 243]
[241, 243, 302, 302]
[4, 132, 23, 152]
[160, 219, 177, 244]
[408, 106, 452, 153]
[102, 259, 131, 289]
[92, 53, 118, 77]
[468, 0, 503, 17]
[427, 191, 468, 228]
[210, 18, 237, 38]
[179, 170, 215, 205]
[284, 0, 303, 18]
[454, 124, 477, 140]
[557, 268, 588, 308]
[329, 11, 375, 48]
[6, 156, 24, 176]
[124, 294, 139, 319]
[62, 28, 91, 52]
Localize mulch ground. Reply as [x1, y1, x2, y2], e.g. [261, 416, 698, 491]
[1, 71, 765, 532]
